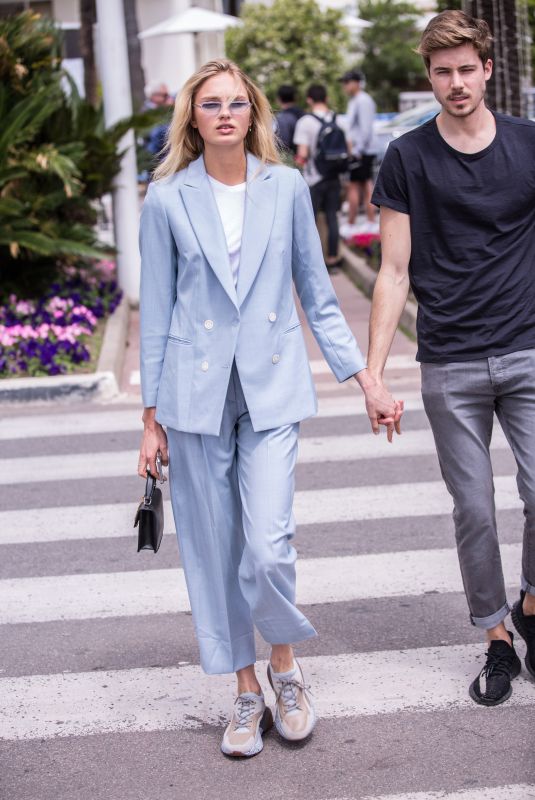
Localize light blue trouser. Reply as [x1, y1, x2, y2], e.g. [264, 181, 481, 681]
[167, 363, 317, 674]
[421, 349, 535, 630]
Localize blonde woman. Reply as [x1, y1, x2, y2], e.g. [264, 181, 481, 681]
[138, 60, 398, 757]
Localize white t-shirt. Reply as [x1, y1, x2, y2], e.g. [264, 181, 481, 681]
[347, 91, 379, 155]
[293, 110, 334, 187]
[208, 176, 246, 287]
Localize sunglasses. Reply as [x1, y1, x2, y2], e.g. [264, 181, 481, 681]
[193, 100, 252, 116]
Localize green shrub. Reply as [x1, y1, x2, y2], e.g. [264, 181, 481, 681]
[225, 0, 350, 110]
[0, 11, 165, 293]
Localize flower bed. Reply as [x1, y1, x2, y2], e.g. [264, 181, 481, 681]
[345, 232, 381, 271]
[0, 261, 122, 378]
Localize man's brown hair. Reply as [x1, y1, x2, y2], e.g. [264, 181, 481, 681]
[417, 9, 493, 71]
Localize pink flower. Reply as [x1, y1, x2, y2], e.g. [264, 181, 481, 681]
[15, 300, 35, 314]
[96, 258, 116, 273]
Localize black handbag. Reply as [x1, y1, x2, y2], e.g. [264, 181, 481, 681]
[135, 469, 164, 553]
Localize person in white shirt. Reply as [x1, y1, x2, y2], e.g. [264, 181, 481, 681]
[293, 84, 343, 273]
[341, 69, 379, 234]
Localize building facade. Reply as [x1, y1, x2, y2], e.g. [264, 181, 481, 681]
[0, 0, 229, 95]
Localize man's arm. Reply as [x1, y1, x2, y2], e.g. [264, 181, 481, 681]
[363, 206, 411, 433]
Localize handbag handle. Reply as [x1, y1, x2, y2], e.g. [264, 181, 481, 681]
[143, 451, 164, 504]
[144, 472, 157, 505]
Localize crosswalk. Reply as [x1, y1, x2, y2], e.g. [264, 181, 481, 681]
[0, 473, 522, 545]
[1, 333, 534, 799]
[1, 427, 513, 484]
[358, 789, 535, 800]
[3, 644, 535, 742]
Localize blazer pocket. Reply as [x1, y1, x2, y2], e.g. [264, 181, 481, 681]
[282, 322, 301, 335]
[167, 334, 193, 346]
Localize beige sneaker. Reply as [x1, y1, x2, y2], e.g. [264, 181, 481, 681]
[220, 692, 273, 758]
[267, 659, 316, 741]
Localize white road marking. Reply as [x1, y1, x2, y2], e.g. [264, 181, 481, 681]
[0, 542, 523, 625]
[317, 391, 424, 416]
[1, 644, 533, 741]
[310, 354, 418, 375]
[0, 409, 143, 440]
[356, 786, 535, 800]
[0, 392, 425, 441]
[0, 475, 522, 545]
[0, 427, 509, 485]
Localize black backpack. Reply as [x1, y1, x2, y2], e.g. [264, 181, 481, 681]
[310, 113, 349, 179]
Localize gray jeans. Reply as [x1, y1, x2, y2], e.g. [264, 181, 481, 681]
[421, 349, 535, 629]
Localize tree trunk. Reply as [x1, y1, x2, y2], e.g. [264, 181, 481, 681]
[463, 0, 522, 116]
[123, 0, 145, 111]
[80, 0, 98, 106]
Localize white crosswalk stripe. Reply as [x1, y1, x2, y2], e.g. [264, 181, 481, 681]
[0, 391, 425, 440]
[310, 355, 418, 374]
[1, 644, 533, 741]
[0, 427, 510, 485]
[0, 474, 523, 545]
[1, 314, 531, 795]
[357, 787, 535, 800]
[0, 543, 524, 625]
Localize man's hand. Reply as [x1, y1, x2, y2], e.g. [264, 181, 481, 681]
[138, 408, 169, 478]
[354, 368, 404, 442]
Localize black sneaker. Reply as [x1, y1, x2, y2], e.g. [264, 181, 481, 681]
[512, 590, 535, 679]
[468, 633, 521, 706]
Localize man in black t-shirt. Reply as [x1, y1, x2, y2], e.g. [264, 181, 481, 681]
[365, 9, 535, 706]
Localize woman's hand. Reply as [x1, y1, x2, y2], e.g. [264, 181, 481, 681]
[138, 407, 169, 478]
[354, 369, 404, 442]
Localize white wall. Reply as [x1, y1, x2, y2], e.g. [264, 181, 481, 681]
[52, 0, 78, 23]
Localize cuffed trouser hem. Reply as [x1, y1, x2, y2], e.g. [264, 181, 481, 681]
[521, 575, 535, 595]
[470, 601, 510, 630]
[198, 631, 256, 675]
[256, 616, 317, 645]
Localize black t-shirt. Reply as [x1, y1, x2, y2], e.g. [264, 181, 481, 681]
[372, 113, 535, 362]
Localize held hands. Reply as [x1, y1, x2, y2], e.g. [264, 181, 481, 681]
[138, 408, 169, 479]
[355, 369, 404, 443]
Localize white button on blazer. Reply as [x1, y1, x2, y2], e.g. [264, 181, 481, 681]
[139, 153, 365, 435]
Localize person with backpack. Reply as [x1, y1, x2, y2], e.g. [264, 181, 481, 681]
[275, 85, 304, 154]
[293, 84, 350, 273]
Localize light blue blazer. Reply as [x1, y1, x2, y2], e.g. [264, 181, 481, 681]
[139, 152, 365, 435]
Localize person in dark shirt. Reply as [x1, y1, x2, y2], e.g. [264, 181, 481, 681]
[275, 85, 303, 154]
[367, 9, 535, 706]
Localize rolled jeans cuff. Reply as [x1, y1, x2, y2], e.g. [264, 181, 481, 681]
[521, 574, 535, 595]
[470, 601, 510, 630]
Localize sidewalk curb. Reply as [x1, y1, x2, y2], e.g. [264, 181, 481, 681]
[0, 297, 130, 405]
[340, 242, 418, 338]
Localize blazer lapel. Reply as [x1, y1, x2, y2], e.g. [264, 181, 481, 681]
[179, 155, 238, 309]
[237, 154, 277, 307]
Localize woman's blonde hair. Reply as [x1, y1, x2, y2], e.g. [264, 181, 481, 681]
[417, 10, 493, 71]
[153, 59, 281, 180]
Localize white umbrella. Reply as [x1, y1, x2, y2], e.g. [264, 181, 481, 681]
[341, 14, 372, 30]
[138, 7, 243, 39]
